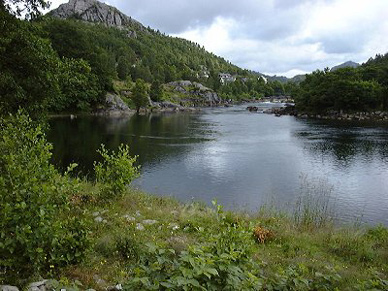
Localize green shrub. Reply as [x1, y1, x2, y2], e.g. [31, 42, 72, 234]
[94, 144, 140, 197]
[115, 232, 140, 261]
[266, 265, 341, 290]
[354, 272, 388, 290]
[124, 201, 262, 290]
[0, 111, 89, 283]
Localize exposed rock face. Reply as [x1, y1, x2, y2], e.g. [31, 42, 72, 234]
[50, 0, 145, 32]
[105, 93, 129, 111]
[167, 80, 221, 104]
[0, 286, 19, 291]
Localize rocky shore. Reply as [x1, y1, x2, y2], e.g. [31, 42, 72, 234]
[259, 105, 388, 121]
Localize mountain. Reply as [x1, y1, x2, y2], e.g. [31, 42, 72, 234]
[43, 0, 296, 108]
[46, 0, 242, 85]
[331, 61, 360, 71]
[49, 0, 145, 34]
[253, 72, 306, 84]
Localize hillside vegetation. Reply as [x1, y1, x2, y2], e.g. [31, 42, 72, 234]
[295, 54, 388, 114]
[1, 0, 298, 117]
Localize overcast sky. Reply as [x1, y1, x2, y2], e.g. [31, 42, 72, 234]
[48, 0, 388, 77]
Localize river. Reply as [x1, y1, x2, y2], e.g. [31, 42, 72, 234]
[48, 104, 388, 225]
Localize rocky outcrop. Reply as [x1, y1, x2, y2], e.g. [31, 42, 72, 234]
[94, 93, 134, 116]
[263, 104, 297, 116]
[262, 105, 388, 121]
[296, 110, 388, 121]
[105, 93, 129, 111]
[1, 280, 50, 291]
[166, 80, 221, 105]
[1, 286, 19, 291]
[50, 0, 145, 33]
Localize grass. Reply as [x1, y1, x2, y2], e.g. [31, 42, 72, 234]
[47, 180, 388, 290]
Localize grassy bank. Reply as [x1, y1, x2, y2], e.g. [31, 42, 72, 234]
[46, 183, 388, 290]
[1, 112, 387, 290]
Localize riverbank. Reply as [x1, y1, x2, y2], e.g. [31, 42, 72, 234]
[3, 183, 387, 290]
[261, 105, 388, 122]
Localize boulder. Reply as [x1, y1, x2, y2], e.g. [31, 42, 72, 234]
[247, 106, 258, 112]
[28, 280, 49, 291]
[136, 223, 145, 231]
[107, 284, 123, 291]
[122, 214, 136, 222]
[142, 219, 158, 225]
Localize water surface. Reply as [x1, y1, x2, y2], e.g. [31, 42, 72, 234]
[48, 104, 388, 225]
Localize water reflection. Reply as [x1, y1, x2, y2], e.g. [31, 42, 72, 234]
[293, 120, 388, 225]
[294, 120, 388, 168]
[48, 113, 215, 175]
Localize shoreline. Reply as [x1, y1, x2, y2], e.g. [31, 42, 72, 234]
[259, 105, 388, 122]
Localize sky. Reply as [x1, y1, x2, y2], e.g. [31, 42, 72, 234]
[48, 0, 388, 77]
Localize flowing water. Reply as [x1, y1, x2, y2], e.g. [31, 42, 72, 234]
[48, 104, 388, 225]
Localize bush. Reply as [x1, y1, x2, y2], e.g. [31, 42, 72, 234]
[124, 201, 262, 290]
[0, 111, 89, 283]
[94, 144, 140, 197]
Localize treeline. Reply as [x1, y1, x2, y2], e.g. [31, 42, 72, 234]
[40, 18, 244, 86]
[219, 78, 298, 101]
[0, 8, 300, 117]
[0, 10, 242, 116]
[4, 2, 388, 117]
[41, 17, 295, 102]
[295, 54, 388, 113]
[0, 10, 103, 117]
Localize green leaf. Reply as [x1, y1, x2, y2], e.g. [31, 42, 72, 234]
[160, 282, 174, 288]
[205, 267, 219, 277]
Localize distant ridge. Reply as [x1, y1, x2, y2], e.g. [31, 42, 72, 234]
[49, 0, 145, 32]
[331, 61, 360, 71]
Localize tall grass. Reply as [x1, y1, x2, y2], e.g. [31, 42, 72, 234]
[293, 175, 336, 229]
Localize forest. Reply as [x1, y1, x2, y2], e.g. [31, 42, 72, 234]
[294, 55, 388, 113]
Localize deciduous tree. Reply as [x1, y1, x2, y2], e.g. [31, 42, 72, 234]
[132, 79, 149, 113]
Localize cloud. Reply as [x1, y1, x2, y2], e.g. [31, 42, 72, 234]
[174, 0, 388, 75]
[48, 0, 388, 76]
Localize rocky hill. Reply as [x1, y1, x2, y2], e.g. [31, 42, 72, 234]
[331, 61, 360, 71]
[43, 0, 287, 107]
[49, 0, 145, 33]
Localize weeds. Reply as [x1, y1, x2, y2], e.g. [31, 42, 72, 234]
[293, 175, 335, 229]
[124, 201, 262, 290]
